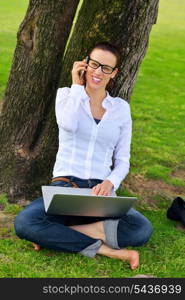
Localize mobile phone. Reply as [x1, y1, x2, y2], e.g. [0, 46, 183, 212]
[80, 56, 89, 79]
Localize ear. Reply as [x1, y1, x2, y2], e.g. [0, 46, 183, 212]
[111, 67, 119, 79]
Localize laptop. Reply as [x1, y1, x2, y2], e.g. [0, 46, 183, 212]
[42, 186, 137, 218]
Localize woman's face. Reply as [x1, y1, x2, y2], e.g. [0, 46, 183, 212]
[85, 48, 118, 91]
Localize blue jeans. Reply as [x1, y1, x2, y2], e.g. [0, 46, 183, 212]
[14, 176, 153, 257]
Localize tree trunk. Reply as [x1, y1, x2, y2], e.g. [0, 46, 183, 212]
[60, 0, 159, 101]
[0, 0, 79, 202]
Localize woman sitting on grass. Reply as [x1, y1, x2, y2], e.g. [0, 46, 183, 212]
[14, 41, 152, 270]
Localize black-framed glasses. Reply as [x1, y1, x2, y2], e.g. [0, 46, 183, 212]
[87, 56, 116, 74]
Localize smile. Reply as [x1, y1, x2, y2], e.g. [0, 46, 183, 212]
[92, 76, 102, 83]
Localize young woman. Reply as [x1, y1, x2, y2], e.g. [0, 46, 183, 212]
[14, 42, 152, 270]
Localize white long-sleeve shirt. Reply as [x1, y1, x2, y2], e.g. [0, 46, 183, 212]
[52, 84, 132, 191]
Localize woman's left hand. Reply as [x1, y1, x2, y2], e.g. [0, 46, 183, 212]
[91, 180, 114, 196]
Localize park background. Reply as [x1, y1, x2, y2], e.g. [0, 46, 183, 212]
[0, 0, 184, 277]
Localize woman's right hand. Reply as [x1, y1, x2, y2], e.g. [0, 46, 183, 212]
[71, 60, 88, 85]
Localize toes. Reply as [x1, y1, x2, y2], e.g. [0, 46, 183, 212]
[131, 263, 139, 270]
[32, 243, 41, 251]
[130, 251, 139, 270]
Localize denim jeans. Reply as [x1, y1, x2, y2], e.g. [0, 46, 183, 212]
[14, 176, 153, 257]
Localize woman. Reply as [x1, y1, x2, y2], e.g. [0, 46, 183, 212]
[14, 42, 152, 270]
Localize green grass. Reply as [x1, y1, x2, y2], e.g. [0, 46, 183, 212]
[0, 0, 185, 278]
[0, 0, 29, 98]
[131, 0, 185, 184]
[0, 193, 8, 208]
[0, 207, 185, 278]
[0, 193, 22, 214]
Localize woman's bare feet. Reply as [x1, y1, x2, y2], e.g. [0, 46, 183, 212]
[116, 249, 139, 270]
[97, 244, 139, 270]
[70, 222, 139, 269]
[32, 243, 41, 251]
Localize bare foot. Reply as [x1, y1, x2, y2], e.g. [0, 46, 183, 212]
[97, 244, 139, 270]
[115, 249, 139, 270]
[32, 243, 41, 251]
[70, 221, 106, 242]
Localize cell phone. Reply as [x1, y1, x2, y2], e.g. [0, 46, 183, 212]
[80, 56, 89, 79]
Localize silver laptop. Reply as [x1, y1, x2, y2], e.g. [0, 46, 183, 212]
[42, 186, 137, 217]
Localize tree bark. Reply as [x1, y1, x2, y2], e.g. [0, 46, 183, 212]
[60, 0, 159, 101]
[0, 0, 79, 202]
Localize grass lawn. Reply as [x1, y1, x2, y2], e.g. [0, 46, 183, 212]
[0, 0, 185, 278]
[131, 0, 185, 187]
[0, 0, 29, 98]
[0, 199, 185, 278]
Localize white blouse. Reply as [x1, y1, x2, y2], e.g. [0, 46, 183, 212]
[52, 84, 132, 191]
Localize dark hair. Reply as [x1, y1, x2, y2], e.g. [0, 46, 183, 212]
[87, 41, 121, 68]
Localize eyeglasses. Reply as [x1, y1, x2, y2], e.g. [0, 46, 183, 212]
[87, 57, 116, 74]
